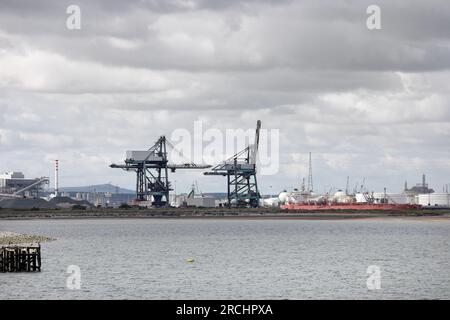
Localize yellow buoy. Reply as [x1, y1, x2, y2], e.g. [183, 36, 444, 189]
[186, 258, 195, 263]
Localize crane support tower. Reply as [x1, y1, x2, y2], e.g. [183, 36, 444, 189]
[110, 136, 211, 207]
[204, 120, 261, 208]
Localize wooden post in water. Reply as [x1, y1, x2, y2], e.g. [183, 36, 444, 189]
[0, 244, 41, 272]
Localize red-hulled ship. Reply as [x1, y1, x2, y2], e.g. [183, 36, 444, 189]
[280, 203, 420, 211]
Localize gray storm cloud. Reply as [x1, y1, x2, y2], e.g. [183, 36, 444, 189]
[0, 0, 449, 193]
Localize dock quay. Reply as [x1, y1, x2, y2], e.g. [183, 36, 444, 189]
[0, 244, 41, 272]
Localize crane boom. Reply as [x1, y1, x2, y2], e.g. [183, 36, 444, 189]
[249, 120, 261, 165]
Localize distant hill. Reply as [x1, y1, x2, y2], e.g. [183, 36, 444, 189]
[59, 184, 134, 194]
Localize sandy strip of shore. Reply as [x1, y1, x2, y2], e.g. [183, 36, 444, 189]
[0, 231, 55, 245]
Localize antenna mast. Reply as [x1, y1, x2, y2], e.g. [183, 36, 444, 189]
[307, 152, 313, 193]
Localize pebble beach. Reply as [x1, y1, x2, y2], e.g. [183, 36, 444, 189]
[0, 231, 55, 245]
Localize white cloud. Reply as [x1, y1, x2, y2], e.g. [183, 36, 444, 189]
[0, 42, 170, 93]
[0, 0, 449, 193]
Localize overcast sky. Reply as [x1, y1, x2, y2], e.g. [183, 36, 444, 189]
[0, 0, 449, 194]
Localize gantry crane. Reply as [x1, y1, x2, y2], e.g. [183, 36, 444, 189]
[110, 136, 210, 207]
[204, 120, 261, 208]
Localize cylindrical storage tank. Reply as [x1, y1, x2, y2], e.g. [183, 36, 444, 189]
[417, 193, 450, 207]
[278, 192, 289, 204]
[333, 191, 354, 203]
[333, 191, 346, 203]
[372, 193, 408, 204]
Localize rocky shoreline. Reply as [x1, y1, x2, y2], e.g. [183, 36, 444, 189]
[0, 231, 55, 245]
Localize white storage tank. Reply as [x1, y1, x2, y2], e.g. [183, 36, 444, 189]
[278, 191, 289, 204]
[417, 193, 450, 207]
[372, 193, 408, 204]
[333, 191, 354, 204]
[261, 197, 280, 207]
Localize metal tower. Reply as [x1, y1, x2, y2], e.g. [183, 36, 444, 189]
[345, 176, 350, 195]
[110, 136, 210, 207]
[204, 120, 261, 208]
[307, 152, 313, 193]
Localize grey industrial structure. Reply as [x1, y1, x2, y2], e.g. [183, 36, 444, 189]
[110, 121, 262, 208]
[111, 136, 211, 207]
[204, 120, 261, 207]
[0, 172, 49, 198]
[404, 174, 435, 203]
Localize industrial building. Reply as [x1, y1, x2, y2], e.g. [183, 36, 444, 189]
[49, 190, 135, 208]
[0, 172, 49, 198]
[171, 182, 217, 208]
[187, 196, 215, 208]
[404, 174, 434, 203]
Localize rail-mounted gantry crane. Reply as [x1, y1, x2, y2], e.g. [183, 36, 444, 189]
[204, 120, 261, 208]
[110, 136, 211, 207]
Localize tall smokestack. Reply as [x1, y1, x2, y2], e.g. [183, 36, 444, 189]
[55, 160, 59, 196]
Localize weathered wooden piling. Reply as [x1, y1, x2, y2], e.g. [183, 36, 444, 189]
[0, 244, 41, 272]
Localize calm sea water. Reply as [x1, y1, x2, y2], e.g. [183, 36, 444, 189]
[0, 218, 449, 299]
